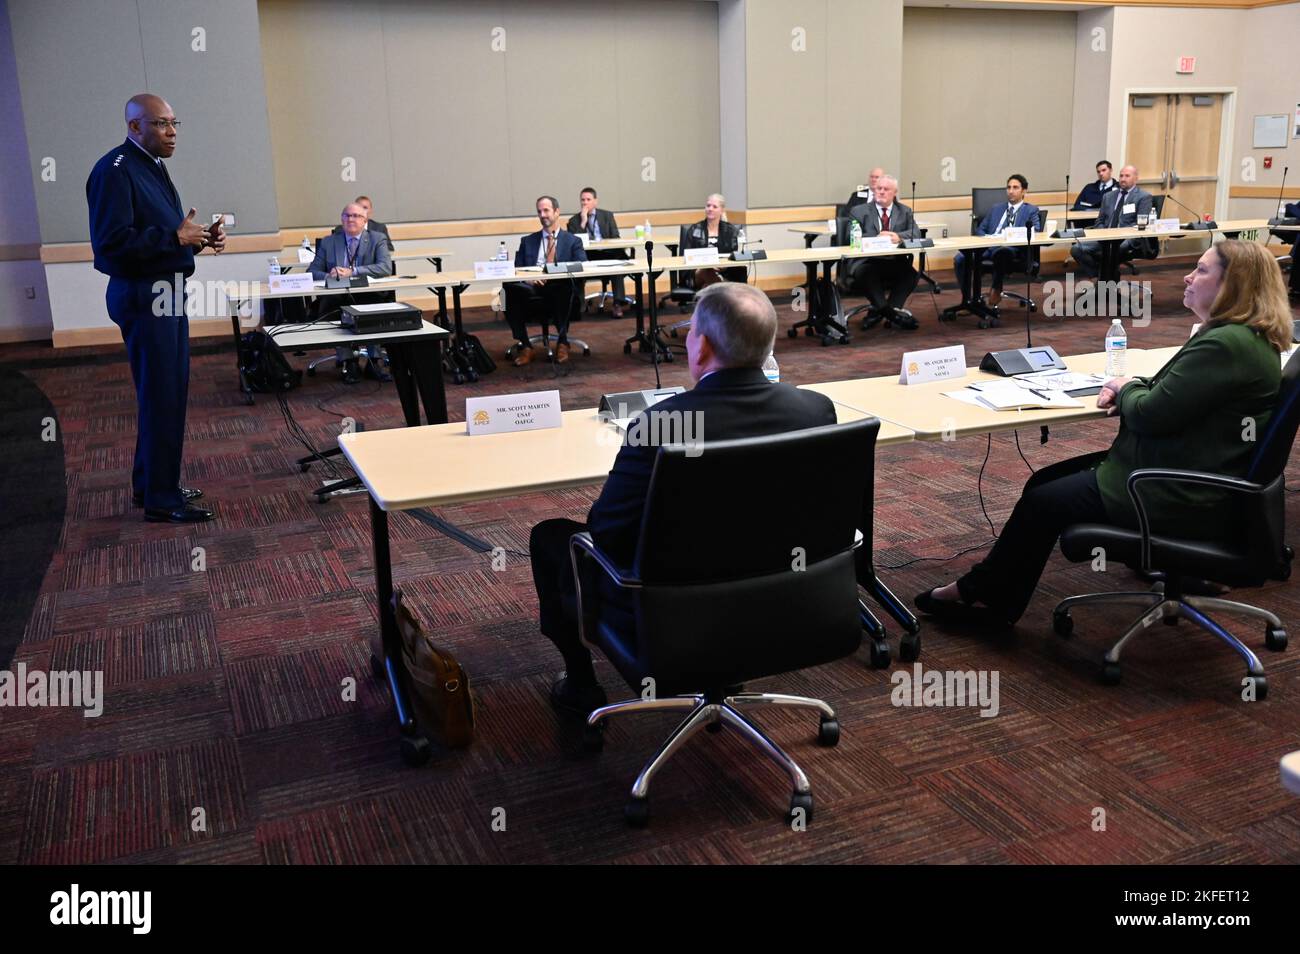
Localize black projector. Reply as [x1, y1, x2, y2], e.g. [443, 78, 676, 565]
[340, 302, 424, 334]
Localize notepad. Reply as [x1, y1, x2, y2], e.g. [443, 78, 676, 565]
[945, 380, 1082, 411]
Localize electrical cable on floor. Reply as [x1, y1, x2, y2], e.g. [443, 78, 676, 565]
[407, 508, 529, 559]
[1013, 428, 1036, 473]
[878, 431, 999, 569]
[276, 388, 347, 482]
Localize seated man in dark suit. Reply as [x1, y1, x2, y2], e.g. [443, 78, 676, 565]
[353, 195, 394, 250]
[1072, 160, 1117, 210]
[1071, 164, 1156, 278]
[529, 282, 838, 715]
[952, 174, 1040, 306]
[506, 195, 588, 366]
[840, 175, 921, 330]
[567, 186, 626, 318]
[310, 202, 394, 383]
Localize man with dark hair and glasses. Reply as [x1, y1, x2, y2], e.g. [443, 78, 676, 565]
[86, 93, 223, 523]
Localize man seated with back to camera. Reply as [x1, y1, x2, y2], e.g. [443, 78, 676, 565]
[506, 195, 588, 367]
[528, 282, 838, 716]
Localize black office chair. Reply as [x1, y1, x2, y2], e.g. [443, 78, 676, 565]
[657, 224, 698, 315]
[569, 419, 887, 827]
[503, 274, 592, 361]
[985, 208, 1049, 320]
[969, 187, 1006, 235]
[1052, 353, 1300, 696]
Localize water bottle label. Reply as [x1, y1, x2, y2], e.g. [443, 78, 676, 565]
[1106, 337, 1126, 349]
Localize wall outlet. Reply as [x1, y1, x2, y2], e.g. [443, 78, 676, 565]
[212, 212, 235, 228]
[24, 286, 36, 299]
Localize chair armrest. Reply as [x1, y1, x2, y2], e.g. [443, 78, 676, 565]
[1125, 468, 1263, 572]
[568, 532, 640, 654]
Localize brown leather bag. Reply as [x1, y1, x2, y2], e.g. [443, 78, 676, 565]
[391, 591, 474, 748]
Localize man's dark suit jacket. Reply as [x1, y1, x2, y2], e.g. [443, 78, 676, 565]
[1096, 185, 1156, 255]
[515, 228, 588, 267]
[1072, 179, 1116, 210]
[848, 200, 921, 241]
[587, 366, 838, 568]
[566, 208, 620, 240]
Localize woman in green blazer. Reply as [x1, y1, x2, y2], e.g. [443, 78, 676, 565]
[916, 240, 1294, 626]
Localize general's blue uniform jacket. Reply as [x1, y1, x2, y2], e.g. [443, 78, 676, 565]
[86, 139, 195, 281]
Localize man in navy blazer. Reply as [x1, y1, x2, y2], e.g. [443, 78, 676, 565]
[1071, 164, 1156, 277]
[505, 195, 588, 366]
[952, 174, 1040, 306]
[528, 283, 838, 716]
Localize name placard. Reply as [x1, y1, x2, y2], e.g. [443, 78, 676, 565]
[900, 345, 966, 385]
[466, 389, 562, 436]
[575, 233, 589, 248]
[862, 236, 894, 252]
[1153, 218, 1182, 233]
[1002, 226, 1029, 243]
[684, 247, 720, 266]
[267, 272, 314, 293]
[474, 260, 516, 280]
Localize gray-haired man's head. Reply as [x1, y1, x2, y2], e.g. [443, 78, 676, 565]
[686, 282, 778, 384]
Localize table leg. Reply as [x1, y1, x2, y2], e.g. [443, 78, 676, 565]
[369, 497, 429, 765]
[624, 272, 647, 355]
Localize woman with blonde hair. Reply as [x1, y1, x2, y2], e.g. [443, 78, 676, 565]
[917, 239, 1292, 626]
[682, 193, 747, 287]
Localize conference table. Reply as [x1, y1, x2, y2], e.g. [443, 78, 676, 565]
[341, 343, 1179, 764]
[277, 245, 452, 271]
[340, 397, 910, 764]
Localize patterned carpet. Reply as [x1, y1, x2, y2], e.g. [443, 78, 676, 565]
[4, 257, 1300, 865]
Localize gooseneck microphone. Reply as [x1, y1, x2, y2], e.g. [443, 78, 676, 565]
[1269, 167, 1295, 227]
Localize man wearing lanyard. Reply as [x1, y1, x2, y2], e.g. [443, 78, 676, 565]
[505, 196, 588, 367]
[567, 187, 625, 319]
[952, 174, 1040, 306]
[309, 202, 394, 382]
[86, 93, 223, 523]
[1071, 164, 1155, 278]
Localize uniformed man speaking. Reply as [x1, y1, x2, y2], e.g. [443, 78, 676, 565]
[86, 94, 223, 522]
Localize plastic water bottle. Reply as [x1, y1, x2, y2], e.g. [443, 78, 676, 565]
[849, 220, 862, 251]
[495, 241, 507, 261]
[644, 218, 653, 241]
[762, 352, 780, 384]
[1147, 207, 1158, 227]
[1105, 319, 1127, 376]
[267, 257, 279, 283]
[300, 237, 311, 250]
[737, 228, 747, 253]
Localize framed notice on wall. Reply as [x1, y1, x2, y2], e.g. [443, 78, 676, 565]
[1253, 114, 1289, 149]
[1295, 103, 1300, 140]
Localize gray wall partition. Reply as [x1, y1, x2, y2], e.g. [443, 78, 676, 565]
[259, 0, 722, 225]
[9, 0, 280, 243]
[901, 7, 1077, 199]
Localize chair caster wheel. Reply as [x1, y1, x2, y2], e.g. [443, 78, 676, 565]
[369, 653, 384, 680]
[582, 347, 591, 356]
[299, 462, 311, 473]
[306, 366, 316, 377]
[899, 633, 921, 663]
[1265, 627, 1287, 651]
[1100, 660, 1122, 685]
[817, 718, 840, 747]
[1245, 674, 1268, 701]
[804, 326, 815, 337]
[868, 636, 891, 669]
[624, 797, 649, 828]
[706, 720, 724, 734]
[838, 335, 850, 345]
[787, 326, 798, 339]
[314, 493, 330, 504]
[400, 734, 431, 767]
[1053, 610, 1074, 637]
[582, 722, 605, 752]
[663, 352, 673, 363]
[788, 792, 814, 825]
[821, 335, 833, 346]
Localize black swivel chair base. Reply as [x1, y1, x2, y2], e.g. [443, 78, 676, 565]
[1051, 580, 1286, 697]
[505, 333, 591, 360]
[584, 688, 839, 827]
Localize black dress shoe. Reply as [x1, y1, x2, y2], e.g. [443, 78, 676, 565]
[549, 675, 608, 719]
[914, 587, 1010, 628]
[133, 487, 203, 507]
[143, 503, 214, 523]
[888, 308, 919, 330]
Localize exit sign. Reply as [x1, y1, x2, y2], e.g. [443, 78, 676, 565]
[1177, 56, 1196, 74]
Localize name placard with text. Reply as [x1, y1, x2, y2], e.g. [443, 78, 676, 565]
[900, 345, 966, 386]
[466, 390, 563, 436]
